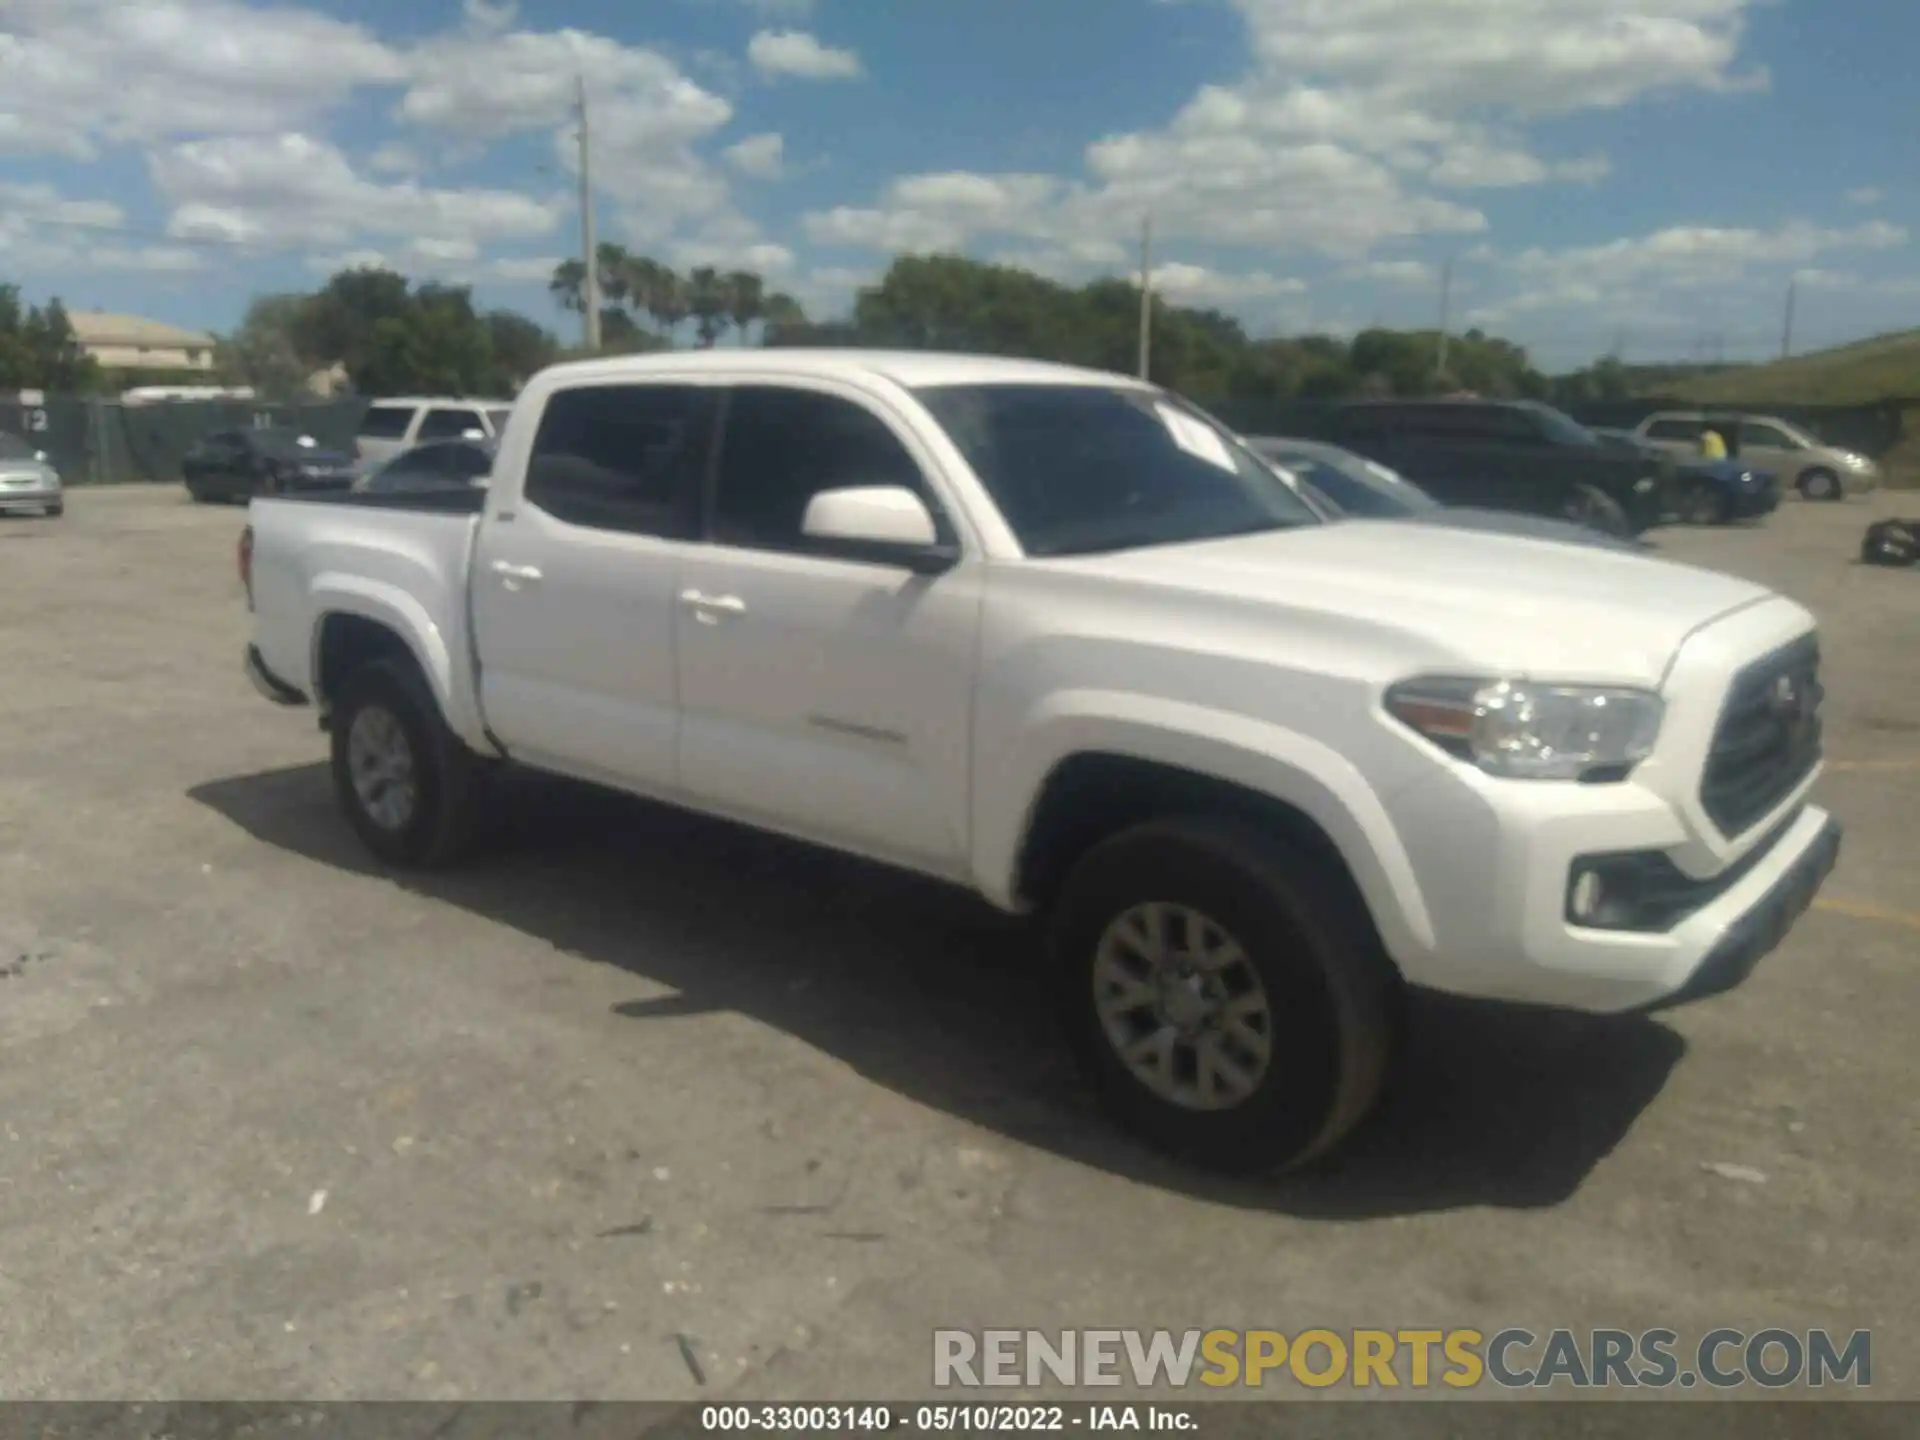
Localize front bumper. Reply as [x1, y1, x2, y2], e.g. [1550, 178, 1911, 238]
[1380, 765, 1837, 1014]
[0, 483, 60, 511]
[1640, 814, 1840, 1010]
[246, 644, 308, 706]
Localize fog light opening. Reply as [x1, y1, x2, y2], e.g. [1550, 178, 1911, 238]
[1570, 868, 1605, 925]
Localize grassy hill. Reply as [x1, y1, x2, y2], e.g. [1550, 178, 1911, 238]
[1658, 329, 1920, 405]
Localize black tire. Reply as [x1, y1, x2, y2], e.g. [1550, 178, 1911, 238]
[185, 482, 210, 504]
[45, 501, 63, 518]
[1798, 467, 1842, 502]
[329, 657, 485, 868]
[1683, 480, 1729, 526]
[1563, 483, 1631, 536]
[1049, 815, 1400, 1175]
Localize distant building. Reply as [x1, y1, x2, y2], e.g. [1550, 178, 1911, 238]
[69, 311, 218, 373]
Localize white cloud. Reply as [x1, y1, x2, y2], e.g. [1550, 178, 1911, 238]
[1149, 262, 1307, 305]
[1845, 186, 1884, 206]
[0, 182, 208, 274]
[151, 133, 562, 251]
[1467, 218, 1910, 323]
[0, 0, 404, 157]
[723, 132, 786, 179]
[368, 143, 422, 176]
[747, 29, 862, 81]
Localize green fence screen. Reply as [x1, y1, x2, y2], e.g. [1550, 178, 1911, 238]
[1, 395, 371, 484]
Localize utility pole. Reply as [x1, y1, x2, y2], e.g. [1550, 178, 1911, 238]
[1780, 278, 1797, 361]
[1136, 213, 1153, 380]
[576, 75, 601, 353]
[1434, 256, 1454, 379]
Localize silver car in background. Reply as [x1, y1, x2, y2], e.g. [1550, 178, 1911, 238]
[1632, 410, 1879, 501]
[0, 431, 62, 517]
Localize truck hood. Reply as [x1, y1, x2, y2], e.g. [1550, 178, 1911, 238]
[1047, 520, 1778, 686]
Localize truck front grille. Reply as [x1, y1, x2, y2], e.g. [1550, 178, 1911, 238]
[1700, 633, 1823, 836]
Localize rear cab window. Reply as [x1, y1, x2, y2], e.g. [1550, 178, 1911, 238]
[417, 407, 485, 441]
[523, 383, 717, 536]
[357, 404, 415, 441]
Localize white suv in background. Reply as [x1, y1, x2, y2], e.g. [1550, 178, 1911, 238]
[353, 397, 514, 469]
[1633, 411, 1881, 500]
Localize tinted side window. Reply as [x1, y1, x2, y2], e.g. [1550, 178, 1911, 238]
[358, 405, 414, 440]
[526, 384, 714, 536]
[1645, 418, 1702, 442]
[418, 407, 481, 441]
[711, 386, 934, 552]
[1741, 423, 1793, 449]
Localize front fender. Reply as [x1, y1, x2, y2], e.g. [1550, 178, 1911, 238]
[975, 689, 1436, 962]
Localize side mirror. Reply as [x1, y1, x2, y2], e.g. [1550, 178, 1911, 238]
[800, 485, 957, 574]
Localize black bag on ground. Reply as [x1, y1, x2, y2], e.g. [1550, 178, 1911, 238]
[1861, 518, 1919, 568]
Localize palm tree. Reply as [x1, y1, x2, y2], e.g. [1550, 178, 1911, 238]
[686, 266, 729, 348]
[548, 258, 587, 314]
[642, 263, 690, 345]
[722, 270, 765, 346]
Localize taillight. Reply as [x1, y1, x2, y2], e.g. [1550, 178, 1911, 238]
[238, 524, 255, 610]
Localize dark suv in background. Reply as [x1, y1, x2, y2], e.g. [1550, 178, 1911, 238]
[1306, 398, 1670, 537]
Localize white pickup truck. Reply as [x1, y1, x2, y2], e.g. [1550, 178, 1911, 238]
[240, 350, 1841, 1174]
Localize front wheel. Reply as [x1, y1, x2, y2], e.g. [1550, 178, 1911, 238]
[1049, 816, 1400, 1175]
[1683, 480, 1729, 526]
[1797, 467, 1843, 502]
[44, 501, 62, 518]
[1563, 483, 1631, 537]
[329, 658, 485, 868]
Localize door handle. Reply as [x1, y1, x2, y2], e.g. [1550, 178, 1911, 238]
[492, 560, 542, 582]
[678, 589, 747, 622]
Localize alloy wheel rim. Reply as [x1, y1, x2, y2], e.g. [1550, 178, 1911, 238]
[347, 704, 418, 832]
[1091, 902, 1274, 1111]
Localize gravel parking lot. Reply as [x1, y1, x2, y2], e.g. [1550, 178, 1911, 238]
[2, 487, 1917, 1412]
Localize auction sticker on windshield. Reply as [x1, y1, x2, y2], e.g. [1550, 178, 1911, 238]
[1153, 402, 1237, 473]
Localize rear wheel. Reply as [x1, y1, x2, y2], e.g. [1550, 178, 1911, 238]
[1049, 816, 1399, 1175]
[1563, 483, 1630, 536]
[1797, 467, 1842, 502]
[1683, 480, 1729, 526]
[329, 657, 485, 868]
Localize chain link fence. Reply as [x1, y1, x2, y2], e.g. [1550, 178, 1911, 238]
[0, 395, 370, 484]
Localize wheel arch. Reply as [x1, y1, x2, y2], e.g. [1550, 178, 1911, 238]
[985, 700, 1436, 965]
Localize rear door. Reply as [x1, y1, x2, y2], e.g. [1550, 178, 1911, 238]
[1735, 419, 1800, 475]
[1639, 415, 1705, 458]
[673, 381, 981, 872]
[469, 380, 716, 794]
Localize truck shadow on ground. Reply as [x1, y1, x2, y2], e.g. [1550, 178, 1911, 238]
[190, 764, 1686, 1220]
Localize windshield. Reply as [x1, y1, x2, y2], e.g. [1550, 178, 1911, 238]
[914, 383, 1320, 556]
[1268, 453, 1440, 518]
[0, 432, 40, 461]
[1521, 402, 1601, 448]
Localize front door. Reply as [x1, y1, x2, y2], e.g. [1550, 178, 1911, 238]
[1735, 419, 1800, 475]
[469, 380, 717, 794]
[674, 382, 981, 874]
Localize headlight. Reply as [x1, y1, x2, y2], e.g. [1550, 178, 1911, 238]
[1385, 676, 1664, 780]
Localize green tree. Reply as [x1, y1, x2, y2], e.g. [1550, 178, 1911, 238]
[723, 269, 765, 345]
[484, 310, 559, 391]
[217, 293, 315, 397]
[0, 287, 99, 392]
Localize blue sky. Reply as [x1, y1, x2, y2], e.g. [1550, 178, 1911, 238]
[1, 0, 1915, 370]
